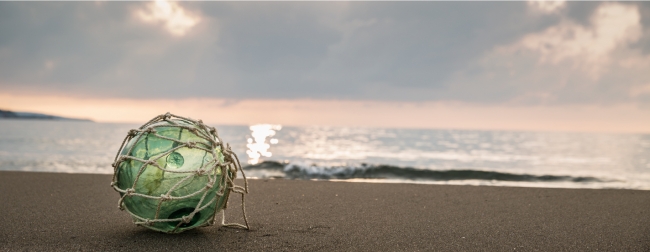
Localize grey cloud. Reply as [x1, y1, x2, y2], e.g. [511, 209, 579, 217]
[204, 2, 563, 100]
[0, 1, 648, 106]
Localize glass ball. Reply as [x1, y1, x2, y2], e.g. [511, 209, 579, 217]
[115, 119, 229, 233]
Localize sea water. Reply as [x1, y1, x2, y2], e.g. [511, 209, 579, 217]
[0, 120, 648, 190]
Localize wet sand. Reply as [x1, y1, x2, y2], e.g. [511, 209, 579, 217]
[0, 171, 648, 251]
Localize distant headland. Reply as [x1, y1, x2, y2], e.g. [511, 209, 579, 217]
[0, 109, 93, 122]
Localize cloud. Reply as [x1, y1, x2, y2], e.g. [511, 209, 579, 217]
[135, 0, 200, 36]
[519, 3, 641, 78]
[528, 0, 566, 14]
[0, 2, 648, 108]
[629, 83, 650, 98]
[444, 2, 649, 105]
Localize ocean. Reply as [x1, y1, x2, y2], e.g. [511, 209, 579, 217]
[1, 119, 648, 190]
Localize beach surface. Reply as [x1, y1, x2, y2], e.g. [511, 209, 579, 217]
[0, 171, 648, 251]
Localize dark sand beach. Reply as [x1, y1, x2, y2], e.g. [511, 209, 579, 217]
[0, 171, 648, 251]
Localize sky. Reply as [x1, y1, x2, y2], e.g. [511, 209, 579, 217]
[0, 1, 649, 133]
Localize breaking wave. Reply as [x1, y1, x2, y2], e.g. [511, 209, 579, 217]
[243, 161, 604, 183]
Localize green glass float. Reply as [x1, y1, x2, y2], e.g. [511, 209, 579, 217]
[111, 113, 249, 233]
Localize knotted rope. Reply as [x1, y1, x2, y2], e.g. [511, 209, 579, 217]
[110, 112, 249, 233]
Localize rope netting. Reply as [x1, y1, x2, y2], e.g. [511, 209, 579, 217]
[110, 112, 249, 233]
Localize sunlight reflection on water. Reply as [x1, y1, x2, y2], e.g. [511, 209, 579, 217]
[245, 124, 281, 165]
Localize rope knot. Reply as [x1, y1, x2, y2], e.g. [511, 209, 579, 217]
[163, 112, 172, 120]
[126, 188, 135, 196]
[145, 127, 156, 134]
[195, 169, 207, 176]
[186, 141, 197, 148]
[160, 194, 172, 201]
[127, 129, 139, 137]
[144, 219, 153, 226]
[182, 215, 193, 224]
[205, 183, 213, 189]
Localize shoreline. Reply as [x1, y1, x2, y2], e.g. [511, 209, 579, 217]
[1, 170, 648, 251]
[4, 169, 646, 191]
